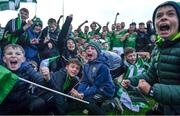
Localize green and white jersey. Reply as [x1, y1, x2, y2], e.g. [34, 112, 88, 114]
[123, 57, 150, 79]
[78, 31, 90, 41]
[111, 29, 127, 48]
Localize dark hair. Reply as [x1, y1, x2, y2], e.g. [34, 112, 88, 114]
[48, 18, 57, 25]
[20, 8, 29, 14]
[124, 47, 136, 56]
[139, 22, 145, 25]
[130, 22, 136, 26]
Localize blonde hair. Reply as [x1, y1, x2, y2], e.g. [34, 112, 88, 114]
[3, 44, 25, 55]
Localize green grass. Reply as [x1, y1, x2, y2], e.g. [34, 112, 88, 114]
[68, 97, 156, 115]
[109, 97, 156, 115]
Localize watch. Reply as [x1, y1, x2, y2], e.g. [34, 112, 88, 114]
[149, 87, 154, 97]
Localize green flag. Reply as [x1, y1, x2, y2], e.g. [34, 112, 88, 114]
[20, 0, 37, 3]
[0, 65, 18, 104]
[0, 65, 90, 104]
[40, 55, 60, 67]
[0, 0, 20, 11]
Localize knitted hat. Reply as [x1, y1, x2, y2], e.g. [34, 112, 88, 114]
[33, 17, 43, 28]
[152, 1, 180, 31]
[86, 40, 102, 54]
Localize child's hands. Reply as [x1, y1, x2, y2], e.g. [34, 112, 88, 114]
[40, 67, 50, 81]
[23, 20, 33, 31]
[44, 37, 50, 43]
[31, 38, 39, 44]
[70, 88, 79, 96]
[70, 88, 84, 99]
[48, 43, 53, 49]
[121, 79, 131, 89]
[138, 79, 151, 95]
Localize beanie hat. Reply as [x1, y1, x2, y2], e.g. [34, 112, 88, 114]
[33, 17, 43, 28]
[152, 1, 180, 31]
[86, 40, 102, 54]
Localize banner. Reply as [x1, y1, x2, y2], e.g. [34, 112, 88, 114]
[0, 0, 20, 11]
[20, 0, 37, 3]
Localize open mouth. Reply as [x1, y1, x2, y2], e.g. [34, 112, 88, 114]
[68, 46, 75, 50]
[87, 54, 93, 58]
[159, 24, 170, 31]
[10, 60, 18, 67]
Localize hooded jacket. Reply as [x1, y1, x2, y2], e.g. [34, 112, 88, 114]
[78, 54, 115, 98]
[57, 16, 80, 68]
[129, 1, 180, 115]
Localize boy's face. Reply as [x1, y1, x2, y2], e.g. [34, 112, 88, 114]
[121, 22, 125, 29]
[125, 52, 137, 64]
[86, 46, 98, 61]
[19, 10, 29, 22]
[129, 25, 136, 33]
[66, 63, 80, 77]
[67, 39, 76, 51]
[84, 26, 89, 32]
[48, 23, 57, 32]
[116, 23, 121, 31]
[155, 5, 179, 39]
[138, 24, 145, 32]
[90, 23, 96, 30]
[33, 25, 42, 33]
[73, 30, 79, 37]
[3, 46, 25, 71]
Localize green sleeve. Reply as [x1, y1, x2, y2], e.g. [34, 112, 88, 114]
[153, 84, 180, 105]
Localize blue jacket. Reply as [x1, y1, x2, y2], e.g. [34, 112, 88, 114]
[78, 54, 115, 98]
[20, 27, 41, 62]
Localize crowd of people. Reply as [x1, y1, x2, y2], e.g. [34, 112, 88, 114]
[0, 1, 180, 115]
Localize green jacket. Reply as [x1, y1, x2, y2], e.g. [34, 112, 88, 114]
[129, 37, 180, 114]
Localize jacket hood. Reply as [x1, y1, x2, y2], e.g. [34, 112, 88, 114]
[89, 53, 110, 67]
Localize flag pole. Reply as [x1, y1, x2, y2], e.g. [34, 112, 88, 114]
[18, 77, 89, 104]
[62, 0, 64, 23]
[34, 2, 37, 17]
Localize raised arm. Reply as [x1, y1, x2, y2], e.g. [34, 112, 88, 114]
[77, 20, 88, 32]
[106, 21, 110, 32]
[114, 12, 119, 25]
[57, 15, 73, 55]
[57, 15, 64, 29]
